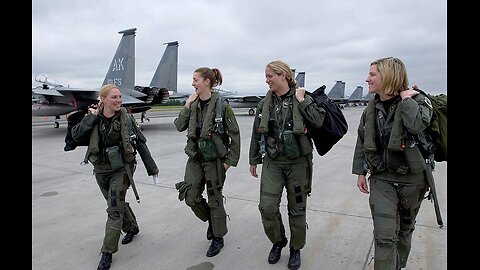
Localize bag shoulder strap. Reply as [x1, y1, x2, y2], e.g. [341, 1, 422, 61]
[214, 96, 225, 134]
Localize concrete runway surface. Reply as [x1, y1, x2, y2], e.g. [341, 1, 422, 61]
[32, 107, 446, 270]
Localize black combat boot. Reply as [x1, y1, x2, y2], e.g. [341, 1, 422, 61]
[121, 226, 139, 245]
[206, 219, 213, 240]
[97, 252, 112, 270]
[287, 247, 301, 270]
[268, 237, 288, 264]
[206, 237, 224, 257]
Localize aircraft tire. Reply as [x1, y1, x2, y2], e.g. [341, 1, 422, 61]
[248, 108, 255, 116]
[54, 121, 59, 128]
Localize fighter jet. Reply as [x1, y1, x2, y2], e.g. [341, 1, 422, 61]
[221, 70, 306, 116]
[346, 86, 364, 106]
[32, 28, 174, 127]
[326, 80, 348, 109]
[132, 41, 182, 112]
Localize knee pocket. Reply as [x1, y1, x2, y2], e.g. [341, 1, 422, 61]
[259, 206, 277, 221]
[184, 189, 199, 207]
[208, 199, 220, 209]
[398, 227, 414, 237]
[210, 206, 226, 219]
[107, 210, 122, 220]
[288, 207, 305, 217]
[375, 232, 396, 247]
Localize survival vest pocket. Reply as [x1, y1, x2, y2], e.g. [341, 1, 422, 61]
[106, 145, 124, 170]
[386, 150, 409, 175]
[365, 152, 385, 174]
[282, 130, 300, 159]
[184, 139, 198, 158]
[265, 136, 279, 159]
[198, 138, 218, 161]
[404, 145, 426, 174]
[211, 134, 227, 158]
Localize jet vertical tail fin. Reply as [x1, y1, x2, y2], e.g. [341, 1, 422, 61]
[295, 72, 305, 87]
[327, 81, 346, 99]
[364, 92, 374, 100]
[102, 28, 137, 91]
[349, 86, 363, 100]
[149, 41, 178, 92]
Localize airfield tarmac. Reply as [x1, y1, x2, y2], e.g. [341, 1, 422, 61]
[32, 107, 446, 270]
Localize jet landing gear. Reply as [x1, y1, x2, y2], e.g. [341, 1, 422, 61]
[140, 111, 150, 123]
[248, 108, 255, 116]
[53, 115, 60, 128]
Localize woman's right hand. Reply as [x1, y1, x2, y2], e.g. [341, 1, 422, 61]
[249, 164, 258, 178]
[88, 103, 100, 115]
[185, 93, 198, 109]
[357, 175, 369, 194]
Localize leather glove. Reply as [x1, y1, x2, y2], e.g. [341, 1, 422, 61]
[175, 181, 190, 201]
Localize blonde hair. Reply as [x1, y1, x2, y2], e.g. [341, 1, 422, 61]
[266, 60, 296, 88]
[370, 57, 409, 96]
[99, 84, 120, 99]
[98, 84, 120, 109]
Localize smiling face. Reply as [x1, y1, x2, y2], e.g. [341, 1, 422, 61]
[191, 71, 210, 95]
[265, 66, 286, 94]
[366, 64, 382, 94]
[100, 86, 122, 113]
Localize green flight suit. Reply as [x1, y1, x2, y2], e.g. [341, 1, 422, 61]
[249, 87, 325, 250]
[174, 92, 240, 238]
[72, 108, 159, 254]
[352, 94, 433, 270]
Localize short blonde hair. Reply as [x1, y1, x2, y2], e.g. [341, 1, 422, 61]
[371, 57, 409, 96]
[99, 84, 120, 99]
[266, 60, 296, 88]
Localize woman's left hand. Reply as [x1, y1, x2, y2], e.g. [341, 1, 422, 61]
[295, 87, 306, 102]
[223, 163, 231, 171]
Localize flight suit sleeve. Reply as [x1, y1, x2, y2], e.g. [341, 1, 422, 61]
[249, 100, 263, 165]
[398, 94, 433, 135]
[174, 106, 190, 132]
[224, 104, 240, 167]
[352, 110, 367, 176]
[298, 95, 326, 128]
[131, 117, 159, 176]
[71, 113, 99, 143]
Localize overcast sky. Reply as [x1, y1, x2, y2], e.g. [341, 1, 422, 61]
[32, 0, 447, 96]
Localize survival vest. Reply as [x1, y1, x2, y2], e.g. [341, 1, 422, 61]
[64, 109, 137, 152]
[417, 89, 447, 162]
[305, 85, 348, 156]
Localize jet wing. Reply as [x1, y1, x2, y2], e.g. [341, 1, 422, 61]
[122, 87, 147, 98]
[223, 95, 264, 103]
[32, 88, 64, 97]
[122, 94, 145, 105]
[169, 91, 189, 99]
[32, 86, 99, 97]
[54, 86, 99, 92]
[221, 93, 264, 115]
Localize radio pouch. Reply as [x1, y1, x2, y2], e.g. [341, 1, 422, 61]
[198, 138, 218, 161]
[282, 130, 300, 159]
[106, 145, 124, 170]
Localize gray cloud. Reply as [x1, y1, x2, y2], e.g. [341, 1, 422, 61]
[32, 0, 447, 95]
